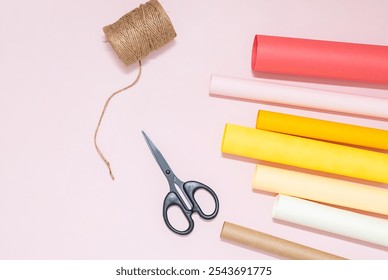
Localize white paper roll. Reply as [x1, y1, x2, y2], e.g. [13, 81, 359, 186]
[273, 194, 388, 247]
[210, 75, 388, 119]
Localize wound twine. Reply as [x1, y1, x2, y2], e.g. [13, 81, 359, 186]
[95, 0, 176, 180]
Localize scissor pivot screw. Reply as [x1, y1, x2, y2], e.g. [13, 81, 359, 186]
[166, 170, 171, 174]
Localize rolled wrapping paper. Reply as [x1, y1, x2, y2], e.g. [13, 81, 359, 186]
[253, 164, 388, 216]
[273, 195, 388, 248]
[256, 111, 388, 150]
[210, 75, 388, 119]
[252, 34, 388, 84]
[221, 124, 388, 183]
[221, 221, 346, 260]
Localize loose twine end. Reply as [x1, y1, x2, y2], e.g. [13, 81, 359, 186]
[94, 61, 142, 181]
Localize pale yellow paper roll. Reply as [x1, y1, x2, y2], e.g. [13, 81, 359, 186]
[253, 164, 388, 216]
[256, 110, 388, 150]
[222, 124, 388, 183]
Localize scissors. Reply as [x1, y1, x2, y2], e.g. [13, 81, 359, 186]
[142, 131, 219, 235]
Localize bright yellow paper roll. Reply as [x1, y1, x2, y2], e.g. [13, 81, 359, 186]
[222, 124, 388, 183]
[256, 110, 388, 150]
[253, 164, 388, 216]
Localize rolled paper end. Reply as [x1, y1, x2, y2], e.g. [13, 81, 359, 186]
[272, 194, 280, 218]
[252, 164, 259, 189]
[220, 221, 228, 239]
[221, 124, 229, 153]
[257, 110, 283, 132]
[221, 124, 250, 156]
[256, 110, 263, 129]
[251, 35, 259, 70]
[221, 124, 235, 154]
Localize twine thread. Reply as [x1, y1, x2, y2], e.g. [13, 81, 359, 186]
[95, 0, 176, 180]
[94, 61, 142, 180]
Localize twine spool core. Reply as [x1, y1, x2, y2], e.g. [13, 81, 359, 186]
[95, 0, 176, 180]
[103, 0, 177, 66]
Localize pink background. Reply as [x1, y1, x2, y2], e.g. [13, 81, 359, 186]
[1, 0, 388, 260]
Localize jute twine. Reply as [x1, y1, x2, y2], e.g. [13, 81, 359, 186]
[94, 0, 176, 180]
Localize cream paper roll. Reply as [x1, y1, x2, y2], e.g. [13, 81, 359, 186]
[252, 164, 388, 216]
[210, 75, 388, 119]
[273, 194, 388, 247]
[222, 124, 388, 183]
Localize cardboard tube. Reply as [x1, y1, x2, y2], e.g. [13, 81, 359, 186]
[210, 75, 388, 119]
[252, 34, 388, 84]
[221, 221, 346, 260]
[221, 124, 388, 183]
[273, 195, 388, 248]
[253, 164, 388, 216]
[256, 110, 388, 150]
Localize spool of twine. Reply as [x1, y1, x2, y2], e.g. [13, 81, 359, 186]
[95, 0, 176, 180]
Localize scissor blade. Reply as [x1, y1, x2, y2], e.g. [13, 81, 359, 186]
[142, 131, 173, 177]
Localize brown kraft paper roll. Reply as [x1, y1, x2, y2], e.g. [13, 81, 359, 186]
[221, 222, 346, 260]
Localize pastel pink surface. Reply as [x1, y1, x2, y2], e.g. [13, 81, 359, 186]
[1, 0, 388, 260]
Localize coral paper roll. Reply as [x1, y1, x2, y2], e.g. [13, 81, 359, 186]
[209, 75, 388, 119]
[252, 35, 388, 84]
[273, 195, 388, 248]
[256, 110, 388, 150]
[222, 124, 388, 183]
[252, 164, 388, 216]
[221, 221, 346, 260]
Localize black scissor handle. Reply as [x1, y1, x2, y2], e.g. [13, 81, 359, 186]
[163, 191, 195, 235]
[183, 181, 219, 220]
